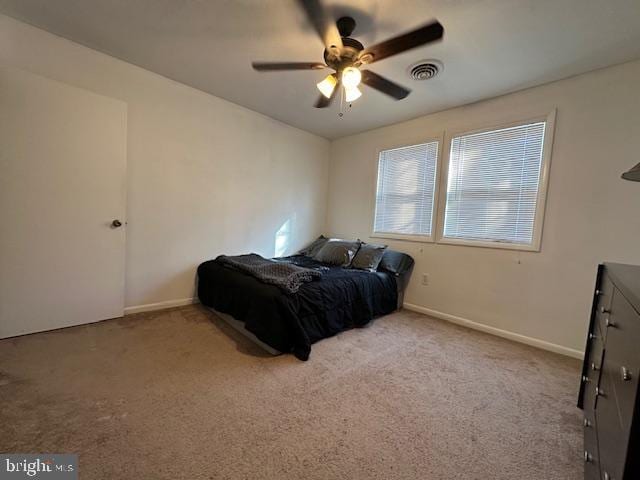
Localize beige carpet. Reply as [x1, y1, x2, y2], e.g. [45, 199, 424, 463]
[0, 305, 582, 479]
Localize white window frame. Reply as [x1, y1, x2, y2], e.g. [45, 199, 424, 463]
[370, 135, 444, 243]
[434, 110, 556, 252]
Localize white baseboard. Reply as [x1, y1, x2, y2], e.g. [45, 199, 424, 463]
[403, 302, 584, 360]
[123, 298, 583, 359]
[124, 297, 198, 315]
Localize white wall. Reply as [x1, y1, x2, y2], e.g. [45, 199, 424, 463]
[3, 14, 639, 355]
[327, 60, 640, 355]
[0, 14, 330, 310]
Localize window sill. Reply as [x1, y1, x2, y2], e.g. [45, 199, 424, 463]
[370, 233, 434, 244]
[369, 233, 542, 251]
[437, 236, 541, 252]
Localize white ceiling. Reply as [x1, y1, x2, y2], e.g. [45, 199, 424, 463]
[1, 0, 640, 139]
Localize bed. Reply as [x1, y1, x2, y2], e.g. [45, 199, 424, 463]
[197, 250, 414, 360]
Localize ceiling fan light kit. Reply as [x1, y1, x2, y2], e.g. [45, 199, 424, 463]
[344, 86, 362, 103]
[251, 0, 444, 109]
[317, 74, 337, 98]
[341, 67, 362, 88]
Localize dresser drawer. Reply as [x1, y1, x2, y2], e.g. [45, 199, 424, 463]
[595, 371, 626, 480]
[584, 449, 601, 480]
[595, 274, 615, 340]
[583, 411, 600, 480]
[582, 332, 604, 411]
[602, 289, 640, 432]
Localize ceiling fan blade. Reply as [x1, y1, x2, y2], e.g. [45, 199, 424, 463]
[252, 62, 326, 71]
[314, 94, 334, 108]
[361, 70, 411, 100]
[314, 76, 340, 108]
[360, 21, 444, 64]
[297, 0, 344, 52]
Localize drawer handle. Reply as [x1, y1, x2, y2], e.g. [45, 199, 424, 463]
[582, 375, 591, 383]
[622, 366, 632, 382]
[604, 472, 612, 480]
[595, 289, 601, 296]
[583, 418, 592, 428]
[601, 307, 611, 314]
[591, 362, 599, 371]
[605, 317, 616, 328]
[584, 451, 593, 463]
[589, 332, 598, 340]
[595, 386, 605, 397]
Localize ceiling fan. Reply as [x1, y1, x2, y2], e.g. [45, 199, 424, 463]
[251, 0, 444, 108]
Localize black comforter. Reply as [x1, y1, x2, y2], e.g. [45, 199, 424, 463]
[197, 255, 398, 360]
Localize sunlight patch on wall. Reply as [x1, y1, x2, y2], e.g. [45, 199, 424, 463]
[274, 216, 294, 257]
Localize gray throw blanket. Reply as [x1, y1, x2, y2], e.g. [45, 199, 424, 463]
[215, 254, 322, 293]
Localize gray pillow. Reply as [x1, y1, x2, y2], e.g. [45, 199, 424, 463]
[298, 235, 328, 257]
[313, 239, 361, 267]
[351, 242, 387, 271]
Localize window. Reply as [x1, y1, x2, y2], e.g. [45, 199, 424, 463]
[373, 141, 439, 238]
[442, 121, 548, 248]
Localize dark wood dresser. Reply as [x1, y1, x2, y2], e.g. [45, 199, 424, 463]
[579, 263, 640, 480]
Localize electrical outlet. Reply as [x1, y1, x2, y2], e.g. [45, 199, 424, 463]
[421, 273, 429, 286]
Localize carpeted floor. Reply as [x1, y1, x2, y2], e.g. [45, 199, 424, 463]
[0, 305, 582, 479]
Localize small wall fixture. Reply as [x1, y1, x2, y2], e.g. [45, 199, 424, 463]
[622, 162, 640, 182]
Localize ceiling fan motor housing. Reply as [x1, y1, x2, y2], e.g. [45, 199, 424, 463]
[336, 16, 356, 37]
[324, 36, 364, 71]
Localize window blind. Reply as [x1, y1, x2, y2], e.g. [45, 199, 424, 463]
[443, 122, 546, 245]
[374, 141, 438, 236]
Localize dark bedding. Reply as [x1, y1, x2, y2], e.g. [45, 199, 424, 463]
[197, 255, 398, 360]
[215, 253, 322, 293]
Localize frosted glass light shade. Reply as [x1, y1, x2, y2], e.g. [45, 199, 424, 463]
[316, 75, 337, 99]
[345, 86, 362, 102]
[342, 67, 361, 88]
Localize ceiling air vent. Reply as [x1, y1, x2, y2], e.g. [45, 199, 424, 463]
[408, 60, 443, 81]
